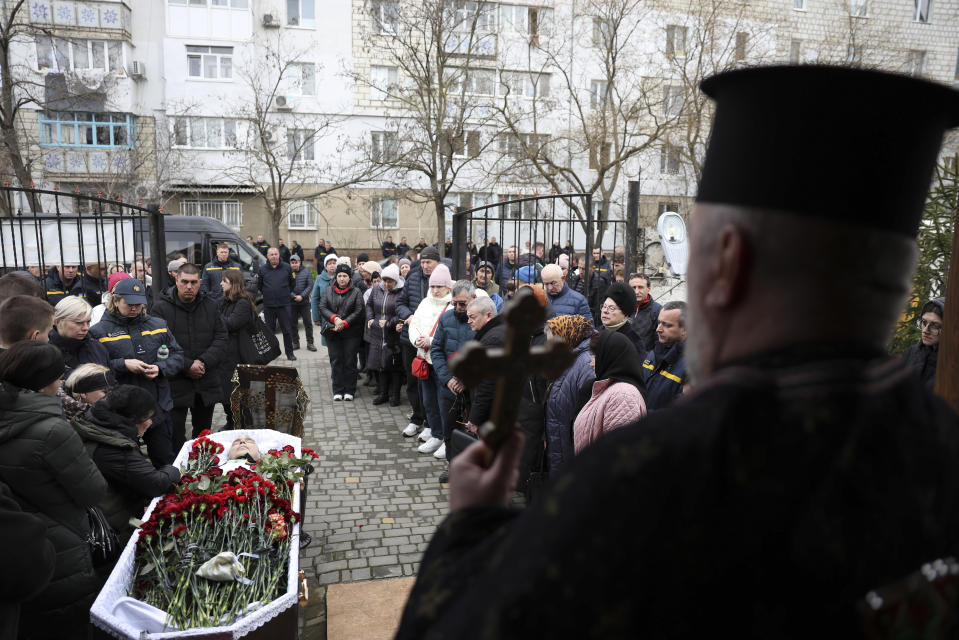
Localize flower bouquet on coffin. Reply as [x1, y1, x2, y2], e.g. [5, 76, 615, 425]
[92, 429, 317, 637]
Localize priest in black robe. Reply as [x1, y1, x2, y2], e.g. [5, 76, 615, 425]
[396, 65, 959, 639]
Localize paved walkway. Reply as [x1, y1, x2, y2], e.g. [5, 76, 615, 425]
[284, 328, 451, 639]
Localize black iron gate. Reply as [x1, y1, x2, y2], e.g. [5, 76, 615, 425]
[450, 192, 632, 298]
[0, 186, 168, 304]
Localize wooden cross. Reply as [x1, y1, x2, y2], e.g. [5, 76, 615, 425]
[449, 286, 575, 454]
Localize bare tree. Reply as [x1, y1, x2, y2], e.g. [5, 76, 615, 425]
[217, 35, 380, 243]
[351, 0, 503, 257]
[489, 0, 676, 246]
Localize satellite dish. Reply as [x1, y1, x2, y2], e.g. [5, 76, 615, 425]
[657, 211, 688, 276]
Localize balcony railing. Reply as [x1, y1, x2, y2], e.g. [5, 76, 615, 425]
[28, 1, 131, 34]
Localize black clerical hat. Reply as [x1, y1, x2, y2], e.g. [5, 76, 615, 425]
[696, 65, 959, 237]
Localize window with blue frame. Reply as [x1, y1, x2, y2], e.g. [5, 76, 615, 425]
[39, 112, 134, 148]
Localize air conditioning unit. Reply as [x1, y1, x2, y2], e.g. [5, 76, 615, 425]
[130, 61, 145, 78]
[134, 183, 155, 200]
[262, 129, 274, 142]
[262, 13, 279, 27]
[274, 95, 292, 111]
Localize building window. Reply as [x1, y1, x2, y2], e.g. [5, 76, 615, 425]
[789, 39, 802, 64]
[173, 117, 238, 148]
[914, 0, 931, 22]
[40, 112, 134, 148]
[500, 5, 551, 43]
[186, 45, 232, 79]
[287, 200, 317, 229]
[660, 143, 680, 174]
[498, 132, 548, 158]
[169, 0, 249, 5]
[181, 200, 243, 229]
[287, 129, 314, 161]
[664, 85, 683, 117]
[665, 25, 687, 57]
[287, 0, 315, 27]
[906, 50, 926, 76]
[846, 44, 863, 66]
[371, 131, 398, 162]
[371, 0, 399, 34]
[371, 197, 398, 229]
[589, 142, 611, 170]
[36, 37, 124, 73]
[445, 1, 497, 56]
[449, 68, 497, 95]
[286, 63, 316, 96]
[793, 0, 805, 9]
[850, 0, 867, 16]
[734, 32, 747, 60]
[590, 79, 608, 107]
[658, 201, 680, 215]
[370, 65, 399, 100]
[444, 130, 480, 158]
[500, 71, 550, 98]
[592, 17, 612, 46]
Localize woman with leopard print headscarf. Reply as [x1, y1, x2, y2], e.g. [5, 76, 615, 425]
[543, 314, 595, 472]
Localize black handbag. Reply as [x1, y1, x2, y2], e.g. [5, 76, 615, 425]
[449, 427, 478, 460]
[87, 505, 121, 567]
[239, 312, 281, 365]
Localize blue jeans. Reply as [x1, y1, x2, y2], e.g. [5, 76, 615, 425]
[420, 366, 443, 440]
[327, 332, 363, 395]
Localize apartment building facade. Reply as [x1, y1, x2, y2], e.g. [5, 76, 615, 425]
[8, 0, 959, 255]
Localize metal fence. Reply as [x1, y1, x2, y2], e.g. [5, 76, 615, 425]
[450, 192, 632, 297]
[0, 186, 166, 303]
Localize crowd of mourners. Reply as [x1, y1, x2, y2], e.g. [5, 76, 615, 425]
[0, 221, 945, 639]
[306, 237, 691, 486]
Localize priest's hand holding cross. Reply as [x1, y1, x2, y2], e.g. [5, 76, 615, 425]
[447, 287, 574, 510]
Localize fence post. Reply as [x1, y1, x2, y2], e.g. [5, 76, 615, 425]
[626, 180, 640, 276]
[584, 194, 593, 300]
[149, 205, 167, 306]
[451, 207, 467, 280]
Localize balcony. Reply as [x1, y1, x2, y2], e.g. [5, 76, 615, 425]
[28, 1, 131, 36]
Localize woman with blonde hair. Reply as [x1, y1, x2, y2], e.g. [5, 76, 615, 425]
[48, 296, 109, 377]
[59, 362, 114, 421]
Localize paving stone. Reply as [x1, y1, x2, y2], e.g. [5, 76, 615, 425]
[281, 333, 451, 639]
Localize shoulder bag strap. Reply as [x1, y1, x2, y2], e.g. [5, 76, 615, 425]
[429, 303, 449, 338]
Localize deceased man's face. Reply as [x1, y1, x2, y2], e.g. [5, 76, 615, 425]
[228, 437, 261, 462]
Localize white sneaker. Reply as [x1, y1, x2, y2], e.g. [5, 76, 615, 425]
[343, 394, 354, 401]
[418, 427, 432, 442]
[418, 437, 442, 454]
[333, 394, 343, 401]
[402, 423, 419, 437]
[432, 442, 446, 459]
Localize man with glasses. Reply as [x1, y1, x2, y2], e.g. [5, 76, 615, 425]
[903, 297, 945, 390]
[541, 264, 592, 325]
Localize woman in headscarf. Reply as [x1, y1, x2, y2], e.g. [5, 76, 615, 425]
[573, 331, 647, 454]
[543, 314, 595, 472]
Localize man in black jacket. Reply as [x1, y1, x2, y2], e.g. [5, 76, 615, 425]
[629, 273, 662, 353]
[254, 235, 271, 257]
[258, 247, 296, 361]
[464, 296, 506, 434]
[44, 265, 83, 306]
[201, 243, 241, 300]
[153, 263, 229, 452]
[902, 297, 944, 391]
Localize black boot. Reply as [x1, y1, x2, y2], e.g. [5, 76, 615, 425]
[389, 373, 402, 406]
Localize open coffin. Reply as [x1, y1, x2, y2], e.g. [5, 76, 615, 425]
[91, 429, 305, 639]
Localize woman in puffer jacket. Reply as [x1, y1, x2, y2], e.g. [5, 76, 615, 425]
[89, 278, 185, 466]
[318, 264, 366, 401]
[573, 331, 647, 454]
[0, 342, 107, 639]
[71, 385, 180, 542]
[366, 263, 405, 406]
[408, 264, 453, 456]
[543, 314, 595, 472]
